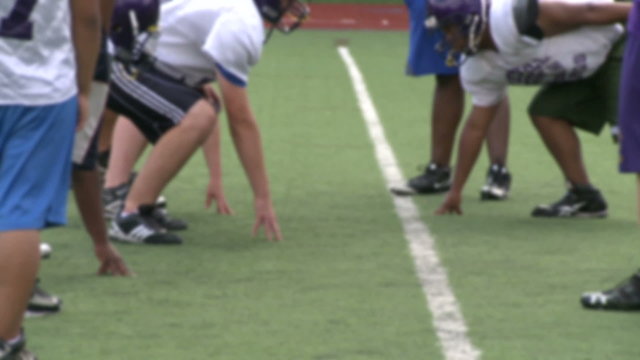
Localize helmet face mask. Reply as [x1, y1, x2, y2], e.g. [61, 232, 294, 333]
[426, 0, 488, 65]
[254, 0, 310, 41]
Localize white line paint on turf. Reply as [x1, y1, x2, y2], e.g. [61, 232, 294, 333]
[337, 46, 481, 360]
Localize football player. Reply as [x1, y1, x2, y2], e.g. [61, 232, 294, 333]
[391, 0, 512, 201]
[101, 0, 190, 231]
[0, 0, 101, 358]
[104, 0, 308, 244]
[429, 0, 630, 218]
[71, 0, 131, 276]
[581, 0, 640, 311]
[27, 0, 133, 320]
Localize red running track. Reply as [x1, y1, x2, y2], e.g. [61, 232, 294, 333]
[303, 3, 409, 31]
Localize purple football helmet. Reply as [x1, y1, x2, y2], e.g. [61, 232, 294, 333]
[110, 0, 160, 51]
[253, 0, 310, 40]
[425, 0, 489, 64]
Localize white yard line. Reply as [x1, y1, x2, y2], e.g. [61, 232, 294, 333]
[337, 46, 481, 360]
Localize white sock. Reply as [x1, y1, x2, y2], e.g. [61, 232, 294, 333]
[120, 210, 138, 218]
[7, 333, 22, 346]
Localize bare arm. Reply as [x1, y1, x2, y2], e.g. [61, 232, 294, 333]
[70, 0, 101, 98]
[436, 103, 499, 215]
[100, 0, 116, 31]
[201, 114, 223, 191]
[200, 86, 233, 215]
[538, 0, 631, 37]
[217, 73, 282, 241]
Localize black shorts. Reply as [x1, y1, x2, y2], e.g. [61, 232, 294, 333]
[107, 60, 205, 143]
[528, 37, 625, 135]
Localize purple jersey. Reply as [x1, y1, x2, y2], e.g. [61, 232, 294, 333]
[618, 0, 640, 173]
[629, 0, 640, 35]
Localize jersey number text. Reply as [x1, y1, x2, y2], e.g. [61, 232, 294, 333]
[0, 0, 38, 40]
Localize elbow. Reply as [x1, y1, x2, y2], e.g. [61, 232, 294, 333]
[583, 3, 627, 24]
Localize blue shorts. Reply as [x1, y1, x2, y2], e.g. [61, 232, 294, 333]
[0, 97, 77, 231]
[404, 0, 459, 76]
[619, 30, 640, 173]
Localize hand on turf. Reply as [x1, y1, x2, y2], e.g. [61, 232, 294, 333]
[95, 242, 132, 276]
[76, 93, 90, 132]
[205, 181, 233, 215]
[435, 191, 463, 215]
[253, 198, 283, 242]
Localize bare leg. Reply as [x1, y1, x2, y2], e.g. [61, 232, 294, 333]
[485, 96, 510, 166]
[98, 108, 118, 154]
[430, 74, 465, 166]
[0, 231, 39, 340]
[531, 116, 590, 185]
[123, 100, 216, 212]
[104, 116, 148, 188]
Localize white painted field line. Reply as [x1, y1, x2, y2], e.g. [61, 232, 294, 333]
[337, 46, 481, 360]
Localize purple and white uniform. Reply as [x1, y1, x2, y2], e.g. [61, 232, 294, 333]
[461, 0, 623, 107]
[619, 0, 640, 173]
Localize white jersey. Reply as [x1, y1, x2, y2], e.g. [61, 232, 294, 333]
[0, 1, 76, 106]
[461, 0, 624, 106]
[155, 0, 264, 87]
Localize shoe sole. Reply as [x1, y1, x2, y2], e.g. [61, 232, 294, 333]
[109, 233, 182, 245]
[480, 191, 509, 201]
[580, 301, 640, 311]
[109, 225, 183, 245]
[531, 210, 608, 218]
[24, 309, 60, 318]
[389, 185, 417, 196]
[389, 184, 450, 196]
[27, 303, 61, 312]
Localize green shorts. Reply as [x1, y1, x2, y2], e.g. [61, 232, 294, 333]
[527, 37, 624, 135]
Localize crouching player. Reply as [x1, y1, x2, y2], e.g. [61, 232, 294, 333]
[429, 0, 630, 218]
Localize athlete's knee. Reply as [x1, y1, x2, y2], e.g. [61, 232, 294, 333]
[182, 100, 217, 135]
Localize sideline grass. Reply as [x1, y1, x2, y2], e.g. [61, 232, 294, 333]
[29, 30, 640, 360]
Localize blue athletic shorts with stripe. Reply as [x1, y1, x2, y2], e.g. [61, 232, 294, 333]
[0, 96, 77, 231]
[404, 0, 459, 76]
